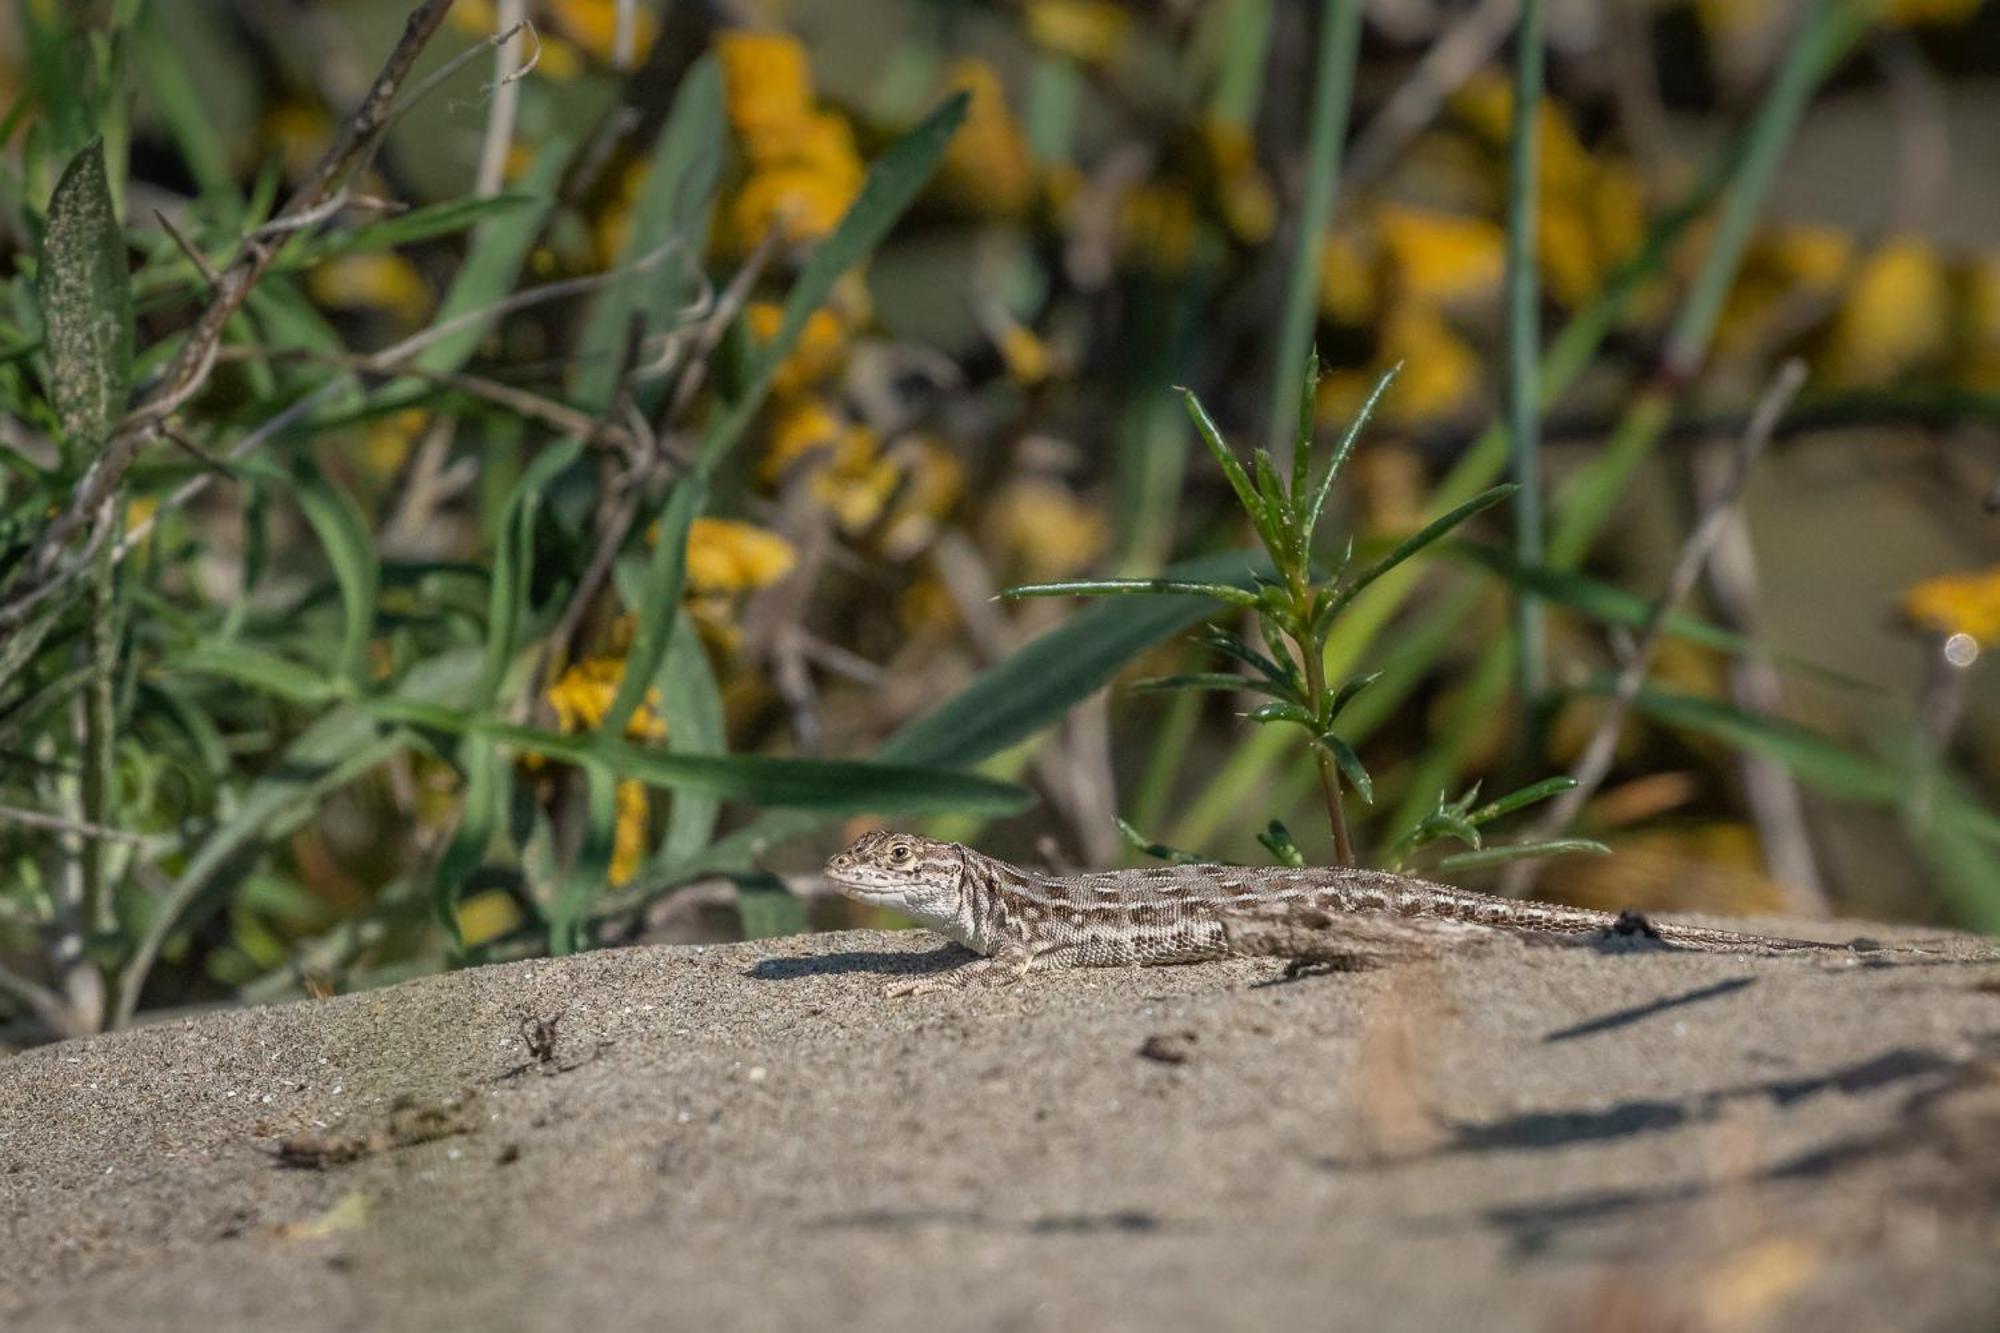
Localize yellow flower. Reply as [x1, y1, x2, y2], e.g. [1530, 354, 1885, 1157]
[716, 30, 817, 134]
[764, 396, 851, 479]
[1377, 205, 1505, 308]
[1713, 225, 1855, 360]
[456, 890, 523, 948]
[307, 252, 433, 326]
[1026, 0, 1129, 64]
[727, 165, 861, 251]
[1905, 566, 2000, 643]
[684, 517, 797, 593]
[1375, 305, 1483, 424]
[1202, 119, 1276, 245]
[547, 0, 659, 65]
[714, 30, 864, 251]
[987, 477, 1107, 580]
[978, 302, 1056, 387]
[1317, 230, 1377, 326]
[1450, 71, 1594, 199]
[936, 60, 1036, 217]
[747, 303, 848, 396]
[1822, 235, 1950, 385]
[545, 656, 668, 742]
[359, 409, 428, 478]
[609, 778, 648, 886]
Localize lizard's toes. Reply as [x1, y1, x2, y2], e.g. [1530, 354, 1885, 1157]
[884, 978, 931, 998]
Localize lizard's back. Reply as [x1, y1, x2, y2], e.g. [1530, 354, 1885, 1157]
[986, 860, 1852, 967]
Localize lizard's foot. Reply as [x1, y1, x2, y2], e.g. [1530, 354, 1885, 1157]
[883, 951, 1032, 998]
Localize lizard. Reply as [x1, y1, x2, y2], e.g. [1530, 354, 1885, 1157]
[822, 829, 1881, 996]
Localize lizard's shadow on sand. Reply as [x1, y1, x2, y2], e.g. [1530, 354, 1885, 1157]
[744, 943, 973, 983]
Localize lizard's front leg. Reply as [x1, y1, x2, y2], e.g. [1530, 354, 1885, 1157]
[886, 940, 1034, 997]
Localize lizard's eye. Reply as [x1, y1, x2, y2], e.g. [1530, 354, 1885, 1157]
[887, 841, 914, 865]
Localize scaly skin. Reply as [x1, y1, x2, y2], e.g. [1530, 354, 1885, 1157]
[823, 830, 1860, 996]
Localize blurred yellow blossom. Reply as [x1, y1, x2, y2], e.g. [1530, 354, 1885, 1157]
[936, 60, 1035, 217]
[308, 252, 433, 326]
[456, 890, 523, 948]
[715, 30, 864, 251]
[1905, 566, 2000, 643]
[1822, 236, 1950, 385]
[1713, 224, 1855, 360]
[684, 517, 797, 593]
[1202, 120, 1276, 244]
[359, 409, 429, 478]
[987, 477, 1108, 580]
[1026, 0, 1129, 65]
[1317, 230, 1378, 326]
[544, 655, 668, 742]
[609, 777, 649, 885]
[749, 303, 848, 395]
[1378, 205, 1505, 308]
[1375, 305, 1483, 424]
[717, 30, 816, 132]
[548, 0, 659, 65]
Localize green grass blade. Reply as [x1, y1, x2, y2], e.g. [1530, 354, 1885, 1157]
[1004, 577, 1261, 607]
[1266, 0, 1363, 465]
[363, 697, 1032, 815]
[1437, 840, 1608, 873]
[657, 614, 725, 863]
[1467, 775, 1576, 825]
[573, 54, 723, 413]
[479, 439, 584, 704]
[1322, 485, 1516, 625]
[292, 472, 379, 691]
[1505, 0, 1549, 703]
[410, 137, 576, 377]
[1184, 387, 1274, 542]
[604, 476, 706, 738]
[1303, 362, 1397, 543]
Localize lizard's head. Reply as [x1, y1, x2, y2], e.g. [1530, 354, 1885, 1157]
[824, 830, 965, 919]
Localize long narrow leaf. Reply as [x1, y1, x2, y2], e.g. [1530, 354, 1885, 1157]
[38, 138, 132, 448]
[1005, 577, 1260, 606]
[1320, 484, 1517, 628]
[363, 696, 1032, 815]
[1303, 362, 1398, 541]
[292, 472, 379, 689]
[604, 476, 706, 738]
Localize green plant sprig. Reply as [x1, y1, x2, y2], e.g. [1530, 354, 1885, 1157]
[1008, 353, 1518, 867]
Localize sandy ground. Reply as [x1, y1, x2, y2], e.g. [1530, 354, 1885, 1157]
[4, 919, 2000, 1333]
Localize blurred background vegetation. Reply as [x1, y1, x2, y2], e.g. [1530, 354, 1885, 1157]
[2, 0, 1997, 1043]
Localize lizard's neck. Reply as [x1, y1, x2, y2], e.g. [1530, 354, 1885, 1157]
[952, 850, 1046, 954]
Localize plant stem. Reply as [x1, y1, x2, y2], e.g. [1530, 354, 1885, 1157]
[1266, 0, 1364, 467]
[1504, 0, 1547, 706]
[1297, 624, 1355, 866]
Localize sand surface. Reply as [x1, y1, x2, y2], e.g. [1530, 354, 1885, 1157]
[4, 921, 2000, 1332]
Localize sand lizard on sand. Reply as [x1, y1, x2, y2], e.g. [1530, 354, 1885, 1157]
[824, 830, 1874, 996]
